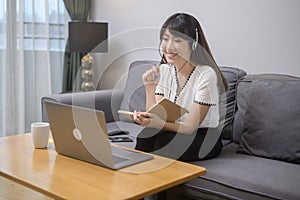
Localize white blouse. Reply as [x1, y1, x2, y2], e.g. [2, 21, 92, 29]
[155, 64, 219, 128]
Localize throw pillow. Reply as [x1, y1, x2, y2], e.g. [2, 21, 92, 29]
[218, 66, 247, 140]
[237, 79, 300, 164]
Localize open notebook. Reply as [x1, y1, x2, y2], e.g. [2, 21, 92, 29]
[118, 97, 189, 122]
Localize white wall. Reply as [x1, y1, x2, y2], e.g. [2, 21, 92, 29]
[91, 0, 300, 89]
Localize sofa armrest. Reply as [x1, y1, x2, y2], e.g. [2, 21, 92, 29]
[41, 89, 124, 123]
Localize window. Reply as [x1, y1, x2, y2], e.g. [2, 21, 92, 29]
[0, 0, 66, 51]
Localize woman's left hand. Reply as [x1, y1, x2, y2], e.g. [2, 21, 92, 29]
[133, 111, 165, 129]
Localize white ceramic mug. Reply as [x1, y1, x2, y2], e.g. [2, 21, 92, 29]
[31, 122, 50, 149]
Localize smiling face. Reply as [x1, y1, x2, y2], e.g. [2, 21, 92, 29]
[161, 29, 192, 65]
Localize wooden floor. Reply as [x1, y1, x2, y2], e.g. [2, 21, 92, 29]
[0, 176, 53, 200]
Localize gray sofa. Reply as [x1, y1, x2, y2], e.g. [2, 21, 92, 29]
[42, 60, 300, 200]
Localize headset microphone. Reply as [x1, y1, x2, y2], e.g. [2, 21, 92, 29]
[159, 41, 167, 63]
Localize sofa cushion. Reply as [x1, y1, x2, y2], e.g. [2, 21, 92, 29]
[181, 143, 300, 200]
[232, 74, 300, 144]
[218, 66, 247, 140]
[119, 60, 159, 121]
[236, 79, 300, 164]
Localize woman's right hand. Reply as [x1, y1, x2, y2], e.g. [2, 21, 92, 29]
[133, 111, 165, 130]
[142, 65, 160, 86]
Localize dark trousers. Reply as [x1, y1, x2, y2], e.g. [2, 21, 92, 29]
[135, 127, 223, 161]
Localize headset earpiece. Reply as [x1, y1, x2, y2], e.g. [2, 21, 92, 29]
[192, 28, 198, 51]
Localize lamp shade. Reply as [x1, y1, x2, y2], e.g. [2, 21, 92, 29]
[69, 22, 108, 53]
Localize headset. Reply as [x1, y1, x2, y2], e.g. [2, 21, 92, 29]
[192, 28, 199, 52]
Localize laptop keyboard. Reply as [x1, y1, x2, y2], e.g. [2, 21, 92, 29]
[112, 155, 130, 164]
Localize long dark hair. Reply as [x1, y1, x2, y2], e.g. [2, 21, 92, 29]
[159, 13, 228, 92]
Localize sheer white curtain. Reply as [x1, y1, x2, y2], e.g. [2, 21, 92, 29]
[0, 0, 67, 136]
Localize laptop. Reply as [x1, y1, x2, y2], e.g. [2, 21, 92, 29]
[45, 101, 153, 170]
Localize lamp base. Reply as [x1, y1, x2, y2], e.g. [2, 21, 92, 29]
[81, 81, 94, 91]
[81, 54, 95, 91]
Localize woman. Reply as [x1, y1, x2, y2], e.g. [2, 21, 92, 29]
[133, 13, 228, 161]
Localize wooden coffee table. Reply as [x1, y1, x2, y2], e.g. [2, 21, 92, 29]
[0, 134, 206, 200]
